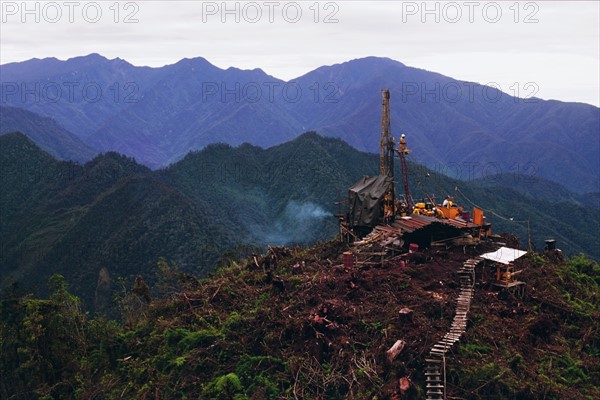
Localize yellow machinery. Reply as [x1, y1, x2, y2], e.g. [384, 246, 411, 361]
[412, 202, 439, 217]
[412, 194, 464, 220]
[436, 203, 464, 219]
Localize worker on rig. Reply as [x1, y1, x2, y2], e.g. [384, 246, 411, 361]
[399, 134, 409, 154]
[443, 195, 453, 208]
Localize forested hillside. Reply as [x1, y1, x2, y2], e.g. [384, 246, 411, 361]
[1, 132, 598, 312]
[0, 133, 232, 308]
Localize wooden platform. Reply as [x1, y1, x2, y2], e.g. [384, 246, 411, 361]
[493, 280, 526, 297]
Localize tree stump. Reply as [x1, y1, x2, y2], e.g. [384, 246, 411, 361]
[399, 308, 413, 323]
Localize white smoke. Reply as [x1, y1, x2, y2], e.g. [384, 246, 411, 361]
[257, 201, 333, 245]
[284, 201, 332, 220]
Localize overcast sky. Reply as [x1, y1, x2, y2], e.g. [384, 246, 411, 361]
[1, 1, 598, 105]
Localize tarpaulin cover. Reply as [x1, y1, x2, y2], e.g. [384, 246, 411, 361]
[348, 175, 392, 227]
[480, 247, 527, 265]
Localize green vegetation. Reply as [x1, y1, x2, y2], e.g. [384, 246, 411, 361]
[1, 247, 598, 399]
[447, 253, 600, 399]
[1, 131, 598, 314]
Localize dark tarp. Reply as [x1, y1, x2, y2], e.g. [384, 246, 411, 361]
[348, 175, 393, 227]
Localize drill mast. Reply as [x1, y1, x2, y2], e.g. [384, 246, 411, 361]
[381, 88, 413, 210]
[380, 89, 394, 177]
[398, 145, 413, 209]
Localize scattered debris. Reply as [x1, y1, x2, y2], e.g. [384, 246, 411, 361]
[399, 376, 412, 393]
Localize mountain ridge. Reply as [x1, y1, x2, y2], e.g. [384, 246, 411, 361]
[2, 54, 597, 193]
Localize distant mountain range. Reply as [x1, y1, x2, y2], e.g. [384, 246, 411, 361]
[0, 106, 95, 162]
[1, 54, 598, 193]
[1, 132, 598, 309]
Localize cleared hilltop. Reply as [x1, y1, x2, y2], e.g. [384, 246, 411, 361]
[1, 239, 598, 399]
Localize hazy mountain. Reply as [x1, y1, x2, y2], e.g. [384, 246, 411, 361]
[1, 54, 598, 192]
[0, 106, 96, 162]
[87, 57, 303, 167]
[288, 57, 600, 194]
[0, 54, 155, 138]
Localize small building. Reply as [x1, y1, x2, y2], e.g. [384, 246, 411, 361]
[480, 247, 528, 296]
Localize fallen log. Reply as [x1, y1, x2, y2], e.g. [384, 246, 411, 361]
[386, 339, 406, 363]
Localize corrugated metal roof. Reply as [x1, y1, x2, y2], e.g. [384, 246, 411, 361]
[442, 218, 480, 229]
[391, 214, 479, 233]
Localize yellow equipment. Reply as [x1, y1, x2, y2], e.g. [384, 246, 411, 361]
[436, 204, 464, 219]
[495, 263, 524, 284]
[412, 202, 441, 217]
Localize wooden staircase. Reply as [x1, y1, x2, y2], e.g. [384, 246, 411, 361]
[425, 257, 482, 400]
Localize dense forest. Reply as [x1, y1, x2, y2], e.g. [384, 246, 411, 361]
[1, 132, 598, 312]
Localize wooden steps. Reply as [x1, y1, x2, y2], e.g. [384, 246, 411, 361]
[425, 256, 483, 400]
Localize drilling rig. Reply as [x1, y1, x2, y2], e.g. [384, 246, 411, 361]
[380, 89, 413, 214]
[342, 88, 486, 242]
[380, 89, 396, 221]
[383, 91, 413, 212]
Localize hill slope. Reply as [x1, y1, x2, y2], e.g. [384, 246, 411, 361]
[1, 241, 598, 399]
[0, 133, 232, 307]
